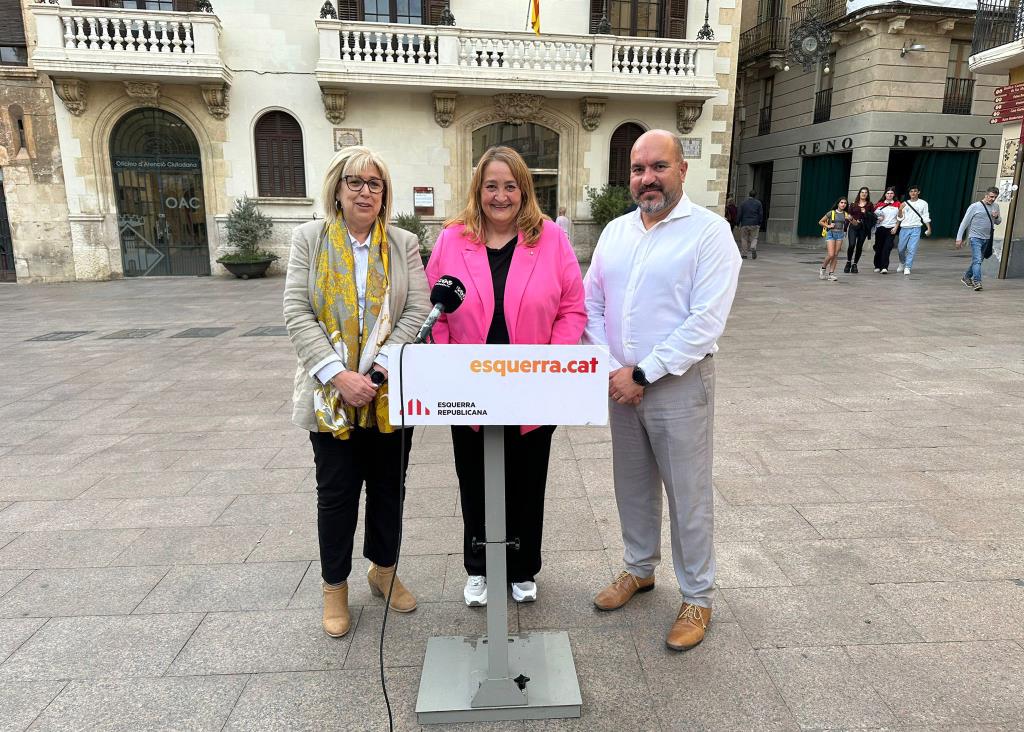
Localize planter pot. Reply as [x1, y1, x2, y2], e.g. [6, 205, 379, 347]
[219, 258, 275, 280]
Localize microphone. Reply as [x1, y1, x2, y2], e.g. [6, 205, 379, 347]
[413, 275, 466, 344]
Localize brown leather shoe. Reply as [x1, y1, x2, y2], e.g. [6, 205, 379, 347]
[322, 582, 351, 638]
[666, 602, 711, 651]
[593, 570, 655, 611]
[367, 563, 417, 613]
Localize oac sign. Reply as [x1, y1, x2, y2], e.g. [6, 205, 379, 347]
[165, 196, 201, 209]
[386, 344, 610, 426]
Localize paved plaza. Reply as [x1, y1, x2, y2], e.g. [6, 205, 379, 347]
[1, 242, 1024, 731]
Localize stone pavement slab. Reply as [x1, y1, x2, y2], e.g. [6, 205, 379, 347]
[1, 245, 1024, 729]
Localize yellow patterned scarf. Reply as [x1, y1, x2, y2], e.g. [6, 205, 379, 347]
[311, 218, 393, 439]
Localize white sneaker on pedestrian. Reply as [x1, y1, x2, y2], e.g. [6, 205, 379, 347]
[904, 268, 911, 276]
[819, 268, 827, 280]
[873, 268, 881, 272]
[881, 268, 888, 274]
[511, 581, 537, 603]
[827, 272, 838, 281]
[897, 264, 904, 273]
[464, 575, 487, 606]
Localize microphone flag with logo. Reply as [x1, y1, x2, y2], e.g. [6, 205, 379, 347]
[413, 275, 467, 343]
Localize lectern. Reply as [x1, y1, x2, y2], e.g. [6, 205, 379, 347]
[387, 344, 609, 724]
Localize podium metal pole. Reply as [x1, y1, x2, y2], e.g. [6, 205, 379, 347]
[415, 426, 582, 723]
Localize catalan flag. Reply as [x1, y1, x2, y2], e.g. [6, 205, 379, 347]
[529, 0, 540, 34]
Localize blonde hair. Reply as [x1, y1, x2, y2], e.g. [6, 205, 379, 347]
[445, 146, 546, 246]
[319, 146, 393, 229]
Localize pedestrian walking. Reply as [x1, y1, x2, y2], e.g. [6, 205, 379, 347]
[583, 129, 741, 652]
[844, 187, 873, 273]
[818, 197, 848, 281]
[736, 190, 763, 260]
[896, 185, 931, 276]
[555, 206, 571, 239]
[955, 187, 1001, 292]
[872, 187, 900, 274]
[725, 196, 738, 246]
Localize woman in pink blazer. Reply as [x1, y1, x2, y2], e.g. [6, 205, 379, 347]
[425, 146, 586, 607]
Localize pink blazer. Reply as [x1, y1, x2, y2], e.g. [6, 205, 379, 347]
[425, 219, 587, 431]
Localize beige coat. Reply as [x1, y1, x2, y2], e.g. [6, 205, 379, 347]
[283, 219, 432, 431]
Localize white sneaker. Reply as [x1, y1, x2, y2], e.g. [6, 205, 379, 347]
[819, 268, 827, 280]
[897, 264, 904, 273]
[873, 268, 881, 272]
[827, 272, 838, 281]
[904, 268, 911, 276]
[881, 268, 888, 274]
[511, 581, 537, 603]
[464, 575, 487, 606]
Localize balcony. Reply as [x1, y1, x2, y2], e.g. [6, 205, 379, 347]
[942, 77, 975, 114]
[314, 21, 719, 101]
[739, 16, 790, 65]
[973, 0, 1021, 55]
[758, 106, 772, 135]
[813, 88, 832, 123]
[29, 2, 230, 85]
[793, 0, 847, 25]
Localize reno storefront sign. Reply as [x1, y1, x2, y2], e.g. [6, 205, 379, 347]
[800, 134, 987, 155]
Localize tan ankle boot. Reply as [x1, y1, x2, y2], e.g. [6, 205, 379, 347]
[322, 582, 351, 638]
[367, 563, 417, 613]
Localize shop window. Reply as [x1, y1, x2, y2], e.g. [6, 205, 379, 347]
[609, 122, 645, 188]
[254, 111, 306, 199]
[589, 0, 687, 39]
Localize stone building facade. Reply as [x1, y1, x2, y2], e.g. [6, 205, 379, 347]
[732, 0, 1007, 247]
[0, 0, 73, 283]
[15, 0, 739, 282]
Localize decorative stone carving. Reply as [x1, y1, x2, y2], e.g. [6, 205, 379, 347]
[319, 1, 337, 19]
[887, 15, 909, 34]
[492, 93, 544, 125]
[675, 100, 704, 135]
[432, 92, 457, 128]
[579, 96, 607, 132]
[935, 18, 957, 34]
[857, 20, 880, 36]
[196, 0, 214, 11]
[52, 78, 88, 116]
[439, 7, 456, 25]
[321, 88, 348, 124]
[123, 81, 159, 102]
[200, 83, 229, 119]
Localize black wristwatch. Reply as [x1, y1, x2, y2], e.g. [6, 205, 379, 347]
[369, 368, 387, 387]
[632, 365, 650, 387]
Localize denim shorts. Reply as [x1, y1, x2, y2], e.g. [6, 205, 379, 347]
[825, 230, 845, 241]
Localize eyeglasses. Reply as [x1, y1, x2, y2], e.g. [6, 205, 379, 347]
[343, 176, 384, 194]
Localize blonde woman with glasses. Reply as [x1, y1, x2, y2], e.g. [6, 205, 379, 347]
[284, 146, 431, 638]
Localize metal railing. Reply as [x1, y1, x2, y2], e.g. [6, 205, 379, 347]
[739, 16, 790, 64]
[973, 0, 1022, 55]
[813, 88, 832, 123]
[942, 77, 975, 114]
[793, 0, 846, 24]
[758, 106, 772, 135]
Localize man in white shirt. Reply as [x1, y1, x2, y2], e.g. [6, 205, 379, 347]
[896, 185, 931, 276]
[583, 129, 741, 651]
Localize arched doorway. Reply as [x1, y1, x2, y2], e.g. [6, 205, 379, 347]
[472, 122, 559, 219]
[608, 122, 645, 188]
[110, 108, 209, 276]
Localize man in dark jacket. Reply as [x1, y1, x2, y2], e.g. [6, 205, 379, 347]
[736, 191, 763, 260]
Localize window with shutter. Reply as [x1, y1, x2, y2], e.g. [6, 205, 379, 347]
[0, 0, 28, 65]
[608, 123, 645, 187]
[599, 1, 677, 38]
[666, 0, 686, 39]
[254, 111, 306, 199]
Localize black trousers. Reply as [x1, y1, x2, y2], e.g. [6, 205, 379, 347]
[873, 226, 896, 270]
[452, 425, 556, 583]
[847, 224, 868, 264]
[309, 427, 413, 585]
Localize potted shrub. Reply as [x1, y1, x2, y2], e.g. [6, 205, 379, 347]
[393, 211, 431, 266]
[217, 195, 278, 279]
[585, 184, 633, 232]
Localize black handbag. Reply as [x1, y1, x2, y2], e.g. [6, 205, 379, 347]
[982, 204, 996, 259]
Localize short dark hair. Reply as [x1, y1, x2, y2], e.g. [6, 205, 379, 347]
[909, 184, 920, 192]
[986, 186, 1000, 196]
[748, 190, 757, 198]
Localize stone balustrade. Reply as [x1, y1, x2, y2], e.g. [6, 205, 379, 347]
[316, 20, 719, 98]
[30, 3, 230, 85]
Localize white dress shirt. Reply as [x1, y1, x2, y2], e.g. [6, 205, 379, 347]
[315, 231, 386, 385]
[583, 195, 742, 383]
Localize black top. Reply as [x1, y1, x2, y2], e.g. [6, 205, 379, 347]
[485, 236, 517, 345]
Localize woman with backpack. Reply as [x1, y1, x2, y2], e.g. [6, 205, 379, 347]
[818, 196, 849, 281]
[844, 187, 874, 273]
[872, 187, 901, 274]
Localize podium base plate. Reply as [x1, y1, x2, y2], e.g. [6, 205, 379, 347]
[415, 631, 582, 724]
